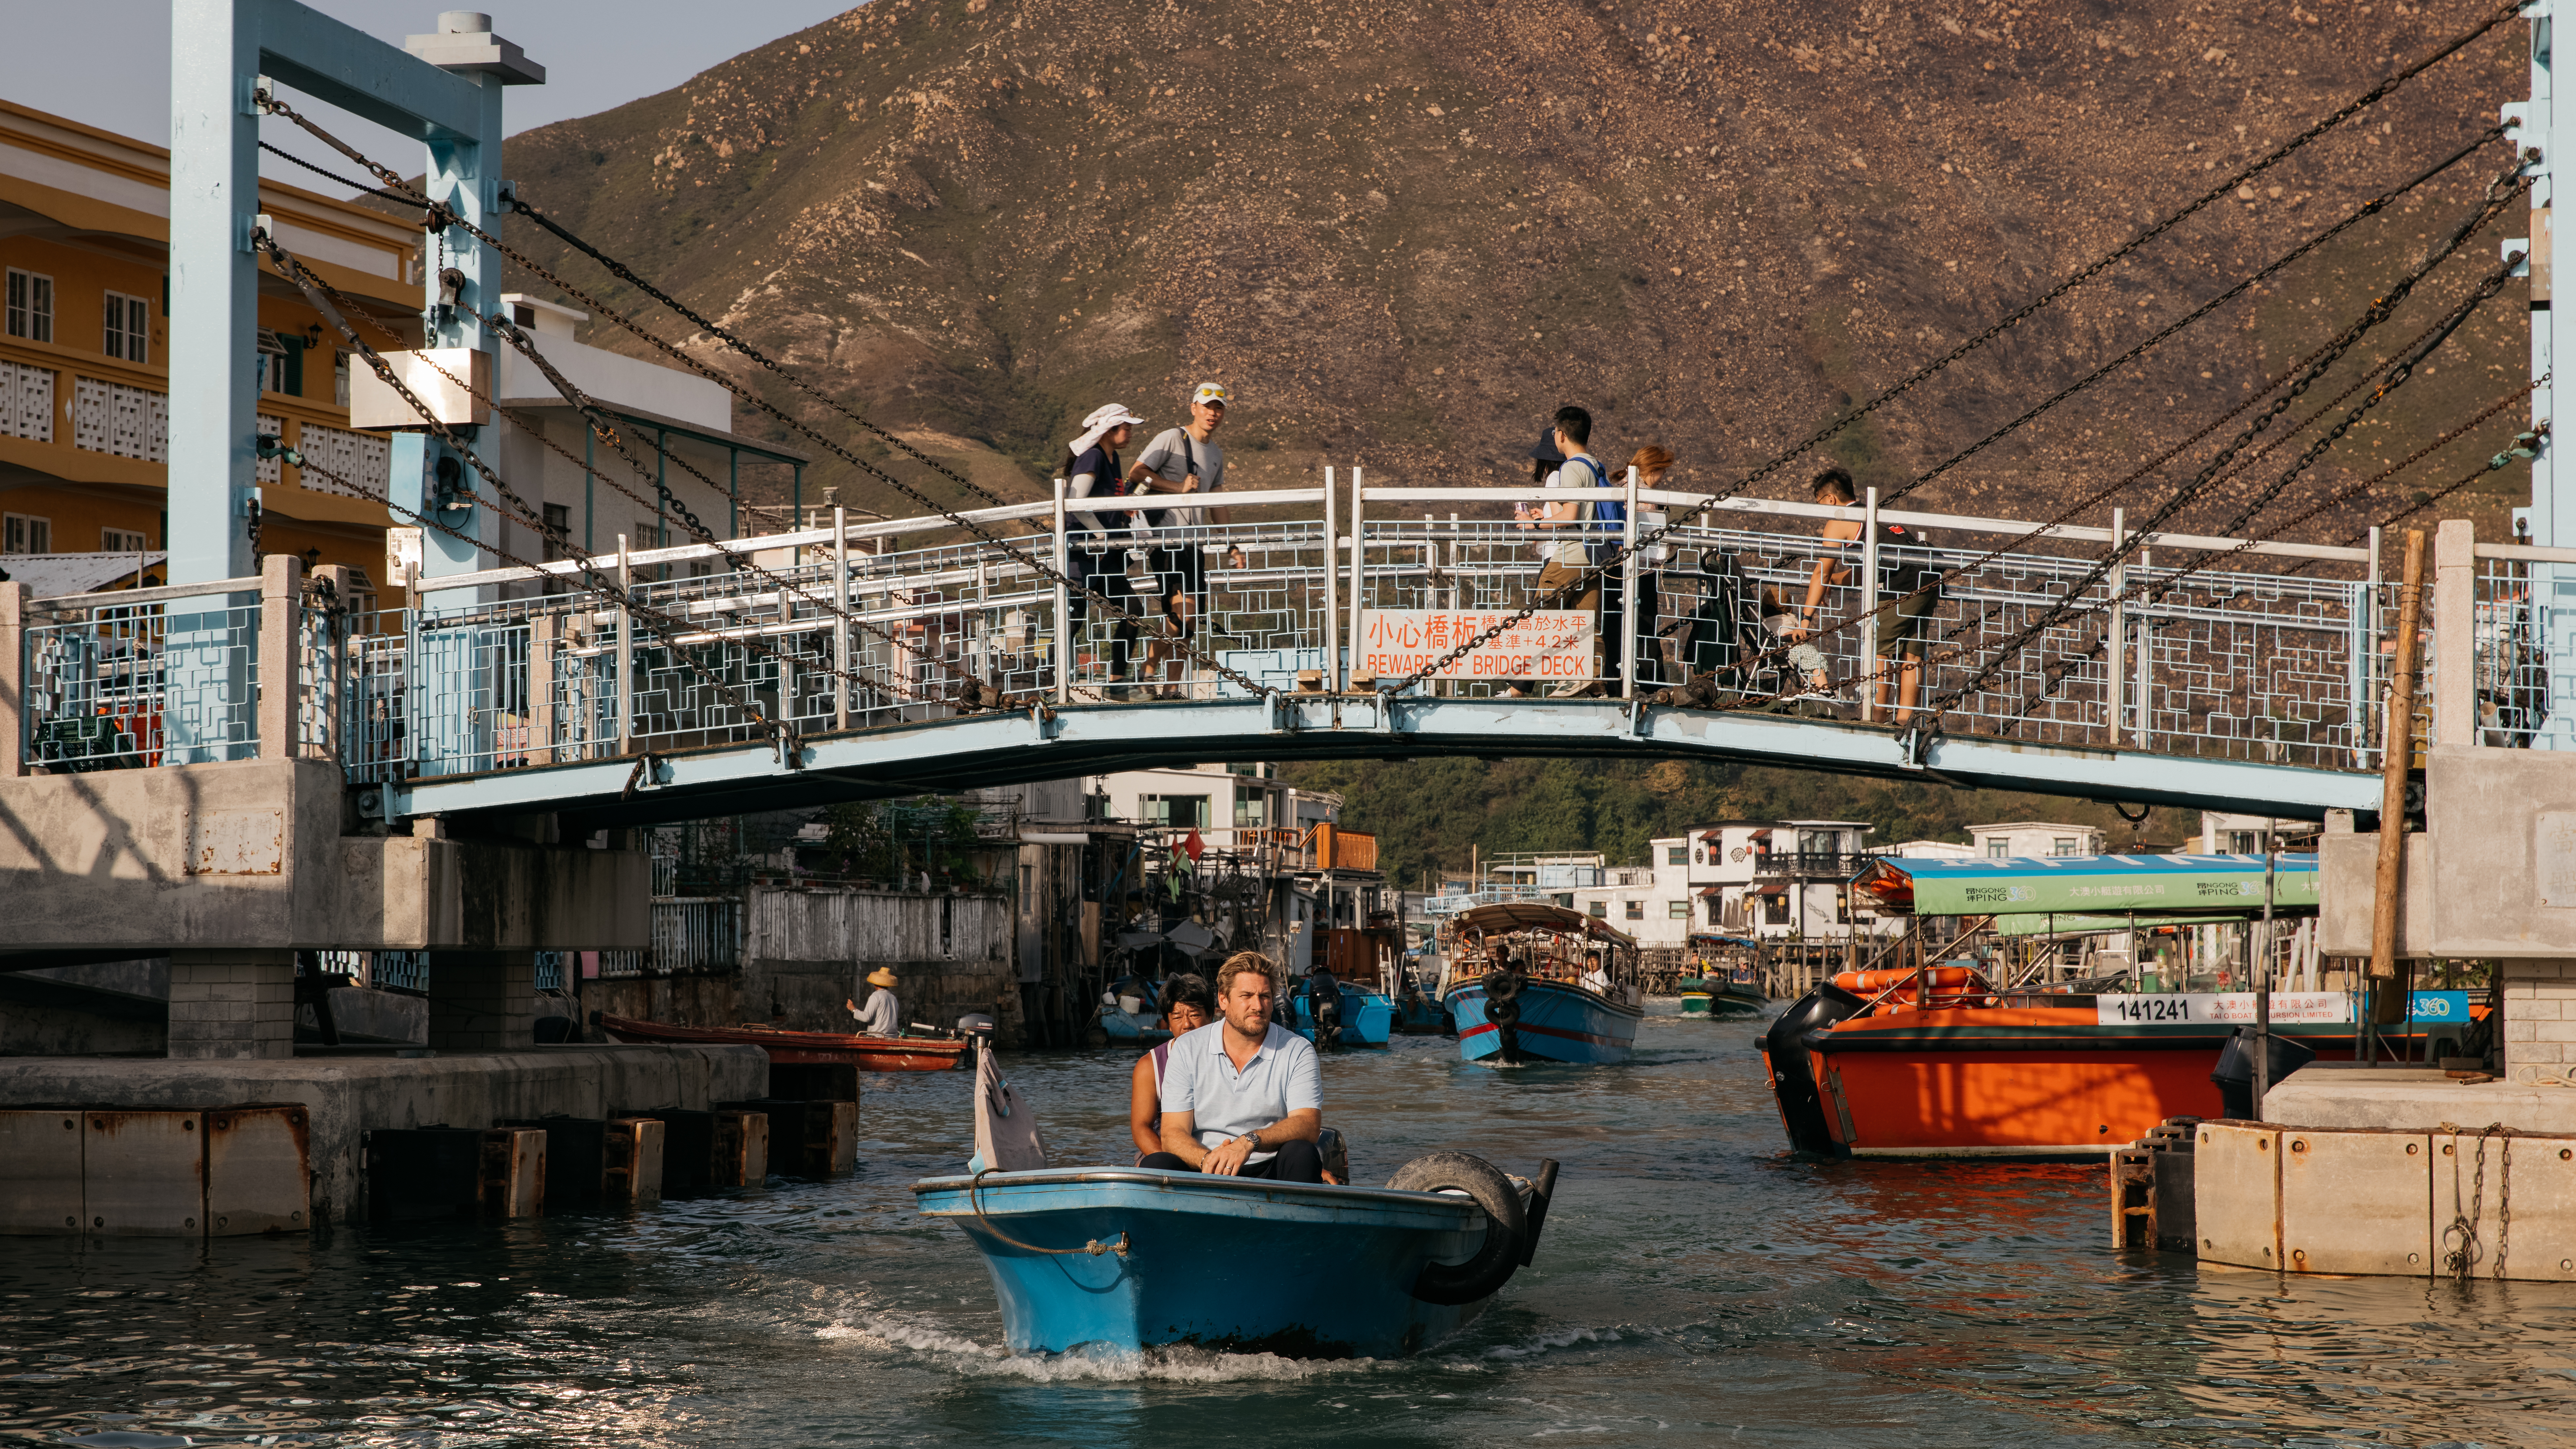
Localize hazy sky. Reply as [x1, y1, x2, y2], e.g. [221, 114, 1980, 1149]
[2, 0, 859, 196]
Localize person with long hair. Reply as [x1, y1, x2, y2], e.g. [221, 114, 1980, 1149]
[1128, 974, 1219, 1162]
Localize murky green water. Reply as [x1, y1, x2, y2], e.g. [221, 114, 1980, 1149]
[6, 1006, 2574, 1446]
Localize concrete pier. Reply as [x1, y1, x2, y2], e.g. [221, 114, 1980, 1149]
[0, 1044, 766, 1226]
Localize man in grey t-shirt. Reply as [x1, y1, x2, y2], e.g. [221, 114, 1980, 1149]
[1126, 382, 1246, 698]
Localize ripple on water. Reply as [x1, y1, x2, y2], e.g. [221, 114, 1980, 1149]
[3, 1012, 2576, 1445]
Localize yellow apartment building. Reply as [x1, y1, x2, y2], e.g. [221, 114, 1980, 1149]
[0, 97, 420, 588]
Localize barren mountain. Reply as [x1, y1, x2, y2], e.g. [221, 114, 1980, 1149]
[491, 0, 2534, 541]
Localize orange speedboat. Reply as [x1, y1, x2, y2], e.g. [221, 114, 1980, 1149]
[1757, 970, 2449, 1158]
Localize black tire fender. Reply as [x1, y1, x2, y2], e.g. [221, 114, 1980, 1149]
[1388, 1151, 1528, 1306]
[1483, 970, 1521, 1003]
[1487, 997, 1521, 1028]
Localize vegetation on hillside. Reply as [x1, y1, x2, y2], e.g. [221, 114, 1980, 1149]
[1280, 757, 2161, 890]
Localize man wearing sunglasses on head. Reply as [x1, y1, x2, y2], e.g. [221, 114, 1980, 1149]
[1127, 383, 1249, 700]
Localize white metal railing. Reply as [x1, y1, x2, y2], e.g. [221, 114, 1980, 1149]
[10, 475, 2443, 791]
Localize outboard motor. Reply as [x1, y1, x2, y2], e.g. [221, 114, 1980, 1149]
[957, 1012, 997, 1072]
[1311, 981, 1344, 1045]
[1758, 983, 1869, 1154]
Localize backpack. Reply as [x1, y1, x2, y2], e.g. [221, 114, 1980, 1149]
[1561, 455, 1626, 566]
[1875, 520, 1940, 599]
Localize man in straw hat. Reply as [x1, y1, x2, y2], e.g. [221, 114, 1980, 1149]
[848, 967, 903, 1038]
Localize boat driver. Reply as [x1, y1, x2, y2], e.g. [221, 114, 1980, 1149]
[846, 967, 902, 1037]
[1143, 952, 1327, 1183]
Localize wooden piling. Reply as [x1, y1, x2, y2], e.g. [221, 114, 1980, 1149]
[2369, 530, 2426, 993]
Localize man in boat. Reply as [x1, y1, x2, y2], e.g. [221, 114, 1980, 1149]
[847, 967, 902, 1038]
[1129, 974, 1218, 1162]
[1144, 952, 1327, 1182]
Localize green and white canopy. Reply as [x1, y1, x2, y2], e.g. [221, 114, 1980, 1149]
[1852, 853, 2319, 917]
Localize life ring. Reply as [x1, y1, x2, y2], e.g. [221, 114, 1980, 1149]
[1387, 1151, 1529, 1305]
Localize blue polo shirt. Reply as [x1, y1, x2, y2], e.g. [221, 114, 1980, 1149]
[1158, 1022, 1322, 1163]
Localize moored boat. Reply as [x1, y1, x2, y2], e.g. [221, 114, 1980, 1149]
[1757, 976, 2461, 1157]
[596, 1013, 969, 1071]
[1438, 902, 1645, 1066]
[1289, 971, 1394, 1046]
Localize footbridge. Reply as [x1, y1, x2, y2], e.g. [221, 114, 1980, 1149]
[12, 480, 2508, 832]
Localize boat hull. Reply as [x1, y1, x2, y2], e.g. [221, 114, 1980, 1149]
[596, 1013, 967, 1071]
[1288, 984, 1395, 1047]
[1445, 978, 1643, 1065]
[912, 1169, 1497, 1357]
[1764, 1002, 2451, 1157]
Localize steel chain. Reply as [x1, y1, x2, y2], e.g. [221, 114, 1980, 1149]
[1914, 178, 2528, 724]
[505, 193, 1008, 508]
[1396, 129, 2514, 695]
[1882, 127, 2509, 504]
[286, 255, 955, 714]
[258, 232, 800, 755]
[260, 95, 1271, 703]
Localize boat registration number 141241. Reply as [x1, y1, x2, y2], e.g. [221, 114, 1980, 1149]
[2095, 992, 2352, 1025]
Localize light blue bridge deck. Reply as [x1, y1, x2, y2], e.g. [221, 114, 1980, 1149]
[18, 483, 2544, 830]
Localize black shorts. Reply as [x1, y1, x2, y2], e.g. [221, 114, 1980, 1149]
[1151, 543, 1207, 625]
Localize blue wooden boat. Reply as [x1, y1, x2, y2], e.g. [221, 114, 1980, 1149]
[923, 1056, 1560, 1359]
[915, 1165, 1555, 1357]
[1439, 902, 1646, 1066]
[1288, 973, 1393, 1047]
[1091, 976, 1172, 1045]
[1393, 964, 1455, 1036]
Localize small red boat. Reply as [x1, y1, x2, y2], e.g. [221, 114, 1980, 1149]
[596, 1014, 970, 1071]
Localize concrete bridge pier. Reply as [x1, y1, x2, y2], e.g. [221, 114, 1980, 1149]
[166, 950, 297, 1060]
[428, 952, 538, 1052]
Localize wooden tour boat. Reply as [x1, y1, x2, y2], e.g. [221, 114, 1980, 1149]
[1439, 902, 1646, 1066]
[597, 1013, 971, 1071]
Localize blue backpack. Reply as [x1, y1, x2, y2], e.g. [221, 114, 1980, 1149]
[1561, 455, 1626, 566]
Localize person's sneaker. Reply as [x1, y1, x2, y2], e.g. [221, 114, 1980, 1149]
[1549, 681, 1606, 699]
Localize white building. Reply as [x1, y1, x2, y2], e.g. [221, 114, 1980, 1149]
[1674, 819, 1887, 942]
[1569, 836, 1694, 949]
[1879, 838, 1977, 860]
[1967, 821, 2105, 860]
[2197, 812, 2305, 854]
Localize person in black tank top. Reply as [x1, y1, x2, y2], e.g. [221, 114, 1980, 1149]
[1794, 467, 1939, 725]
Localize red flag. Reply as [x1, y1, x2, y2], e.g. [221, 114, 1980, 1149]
[1181, 829, 1206, 863]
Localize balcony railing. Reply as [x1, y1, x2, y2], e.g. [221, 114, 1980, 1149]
[1752, 852, 1869, 879]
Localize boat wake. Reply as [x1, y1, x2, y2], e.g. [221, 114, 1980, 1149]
[819, 1314, 1384, 1383]
[1478, 1325, 1623, 1360]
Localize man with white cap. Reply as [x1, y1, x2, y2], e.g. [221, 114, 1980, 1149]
[1066, 403, 1149, 695]
[847, 967, 903, 1038]
[1127, 383, 1246, 699]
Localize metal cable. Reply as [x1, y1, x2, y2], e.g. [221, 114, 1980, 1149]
[1745, 178, 2528, 731]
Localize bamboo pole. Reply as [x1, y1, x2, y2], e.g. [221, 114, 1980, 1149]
[2367, 530, 2426, 1009]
